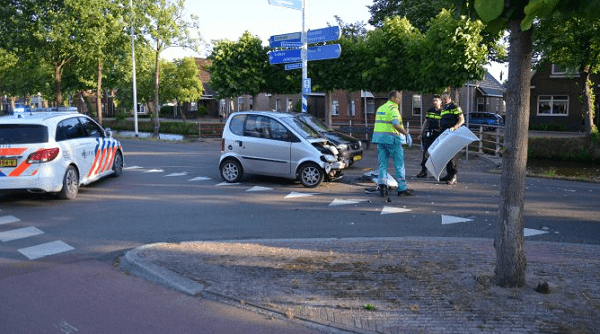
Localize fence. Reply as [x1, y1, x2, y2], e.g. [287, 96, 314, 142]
[467, 125, 504, 156]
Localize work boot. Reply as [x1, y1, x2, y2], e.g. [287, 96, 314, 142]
[378, 184, 388, 197]
[415, 170, 427, 178]
[439, 174, 453, 182]
[397, 189, 414, 196]
[446, 175, 458, 185]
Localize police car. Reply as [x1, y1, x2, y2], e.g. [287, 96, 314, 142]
[0, 108, 123, 199]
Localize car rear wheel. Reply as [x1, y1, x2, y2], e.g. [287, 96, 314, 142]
[220, 159, 243, 183]
[299, 163, 324, 188]
[112, 150, 123, 177]
[58, 166, 79, 200]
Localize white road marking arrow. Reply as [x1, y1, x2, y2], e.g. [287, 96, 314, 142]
[285, 192, 317, 199]
[441, 215, 474, 225]
[381, 206, 412, 215]
[524, 228, 549, 237]
[329, 198, 368, 207]
[165, 172, 188, 177]
[246, 186, 273, 192]
[189, 176, 211, 181]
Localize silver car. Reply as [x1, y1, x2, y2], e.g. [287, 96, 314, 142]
[219, 111, 346, 187]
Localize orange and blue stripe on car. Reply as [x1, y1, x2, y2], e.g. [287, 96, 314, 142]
[0, 148, 37, 178]
[88, 138, 120, 177]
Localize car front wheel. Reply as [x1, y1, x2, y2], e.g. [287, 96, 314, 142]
[112, 150, 123, 176]
[299, 163, 324, 188]
[58, 166, 79, 200]
[220, 159, 243, 183]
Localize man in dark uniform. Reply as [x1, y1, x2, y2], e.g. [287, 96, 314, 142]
[439, 92, 465, 185]
[416, 95, 442, 178]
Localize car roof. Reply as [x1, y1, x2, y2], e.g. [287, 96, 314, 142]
[0, 111, 83, 126]
[232, 111, 296, 120]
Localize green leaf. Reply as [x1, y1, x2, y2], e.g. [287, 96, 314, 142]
[474, 0, 505, 23]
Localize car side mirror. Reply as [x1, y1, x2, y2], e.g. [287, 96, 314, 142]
[105, 128, 114, 138]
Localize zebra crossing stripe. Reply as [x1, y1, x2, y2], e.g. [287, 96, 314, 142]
[0, 227, 44, 242]
[18, 240, 75, 260]
[0, 215, 20, 225]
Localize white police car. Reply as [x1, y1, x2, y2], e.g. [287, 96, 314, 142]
[0, 109, 123, 199]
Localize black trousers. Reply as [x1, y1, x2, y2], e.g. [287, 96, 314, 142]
[419, 131, 440, 171]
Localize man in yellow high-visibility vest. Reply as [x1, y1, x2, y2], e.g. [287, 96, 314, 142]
[372, 90, 414, 197]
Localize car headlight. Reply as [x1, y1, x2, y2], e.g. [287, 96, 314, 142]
[337, 144, 348, 151]
[321, 154, 337, 163]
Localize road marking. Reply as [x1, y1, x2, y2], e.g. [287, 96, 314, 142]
[18, 240, 75, 260]
[216, 182, 241, 186]
[0, 226, 44, 242]
[441, 215, 474, 225]
[524, 228, 549, 237]
[381, 206, 411, 215]
[285, 192, 318, 199]
[0, 215, 21, 225]
[144, 169, 164, 173]
[246, 186, 272, 192]
[124, 166, 143, 169]
[329, 198, 368, 206]
[189, 176, 211, 181]
[164, 172, 188, 177]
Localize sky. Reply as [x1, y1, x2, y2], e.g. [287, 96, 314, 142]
[163, 0, 506, 82]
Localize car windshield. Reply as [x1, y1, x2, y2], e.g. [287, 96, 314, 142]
[298, 114, 332, 133]
[0, 124, 49, 144]
[282, 117, 322, 139]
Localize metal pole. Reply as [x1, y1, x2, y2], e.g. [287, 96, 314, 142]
[130, 0, 139, 137]
[301, 0, 307, 113]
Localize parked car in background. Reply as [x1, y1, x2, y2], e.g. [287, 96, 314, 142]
[293, 113, 363, 166]
[467, 112, 504, 131]
[219, 111, 346, 187]
[0, 110, 123, 199]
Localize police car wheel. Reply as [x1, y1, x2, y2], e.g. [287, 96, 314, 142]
[58, 166, 79, 200]
[299, 163, 324, 188]
[112, 151, 124, 177]
[220, 159, 243, 183]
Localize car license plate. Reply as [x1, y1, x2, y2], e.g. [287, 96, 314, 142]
[353, 155, 362, 162]
[0, 158, 18, 167]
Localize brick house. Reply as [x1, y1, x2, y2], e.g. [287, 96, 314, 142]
[529, 61, 600, 131]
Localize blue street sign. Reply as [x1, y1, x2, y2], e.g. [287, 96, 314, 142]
[303, 78, 311, 95]
[268, 0, 302, 10]
[269, 26, 341, 48]
[284, 63, 302, 71]
[269, 44, 342, 64]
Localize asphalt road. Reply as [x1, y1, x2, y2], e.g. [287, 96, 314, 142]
[1, 138, 599, 333]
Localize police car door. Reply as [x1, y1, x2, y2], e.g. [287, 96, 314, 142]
[55, 117, 94, 184]
[78, 116, 116, 182]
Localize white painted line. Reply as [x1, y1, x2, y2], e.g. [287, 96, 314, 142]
[144, 169, 164, 173]
[164, 172, 188, 177]
[0, 215, 20, 225]
[18, 241, 75, 260]
[441, 215, 474, 225]
[189, 176, 211, 181]
[0, 227, 44, 242]
[329, 198, 368, 206]
[381, 206, 411, 215]
[524, 228, 549, 237]
[285, 192, 318, 199]
[246, 186, 272, 192]
[216, 182, 241, 186]
[124, 166, 143, 169]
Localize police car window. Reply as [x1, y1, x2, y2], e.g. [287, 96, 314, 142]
[56, 117, 86, 141]
[229, 114, 246, 135]
[0, 125, 49, 144]
[79, 117, 104, 138]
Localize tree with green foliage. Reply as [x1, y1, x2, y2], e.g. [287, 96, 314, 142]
[136, 0, 200, 137]
[209, 31, 269, 99]
[453, 0, 600, 287]
[368, 0, 453, 32]
[160, 57, 204, 116]
[534, 15, 600, 135]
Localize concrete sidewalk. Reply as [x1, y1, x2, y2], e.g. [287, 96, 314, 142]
[119, 147, 600, 334]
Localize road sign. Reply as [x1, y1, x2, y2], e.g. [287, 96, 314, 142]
[303, 78, 311, 95]
[269, 26, 341, 48]
[268, 0, 302, 10]
[284, 63, 302, 71]
[269, 44, 342, 64]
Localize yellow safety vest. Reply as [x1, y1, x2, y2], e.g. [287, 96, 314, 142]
[373, 100, 401, 137]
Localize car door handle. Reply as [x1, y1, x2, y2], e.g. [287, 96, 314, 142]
[235, 140, 243, 147]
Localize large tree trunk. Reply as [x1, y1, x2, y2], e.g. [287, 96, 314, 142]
[55, 65, 63, 106]
[581, 71, 595, 135]
[97, 60, 103, 125]
[495, 18, 531, 288]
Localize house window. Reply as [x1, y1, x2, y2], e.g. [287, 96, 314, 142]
[538, 95, 569, 116]
[412, 95, 422, 116]
[190, 101, 197, 111]
[286, 98, 293, 111]
[551, 64, 578, 77]
[477, 98, 485, 112]
[219, 99, 227, 113]
[275, 99, 281, 111]
[332, 100, 339, 116]
[237, 97, 245, 111]
[249, 97, 254, 110]
[348, 101, 355, 117]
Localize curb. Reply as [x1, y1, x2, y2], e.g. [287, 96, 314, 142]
[119, 243, 204, 296]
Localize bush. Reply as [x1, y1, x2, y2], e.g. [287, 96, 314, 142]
[198, 106, 207, 117]
[160, 105, 174, 118]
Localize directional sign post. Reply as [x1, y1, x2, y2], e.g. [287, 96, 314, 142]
[303, 78, 311, 95]
[269, 44, 342, 65]
[269, 26, 341, 48]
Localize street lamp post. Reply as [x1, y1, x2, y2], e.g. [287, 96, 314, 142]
[130, 0, 139, 137]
